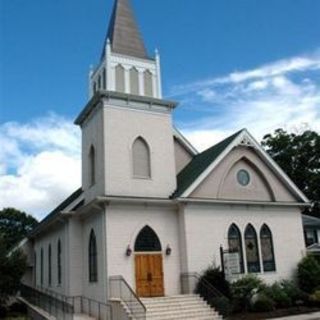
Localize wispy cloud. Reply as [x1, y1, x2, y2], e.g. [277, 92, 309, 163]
[0, 114, 81, 220]
[171, 51, 320, 150]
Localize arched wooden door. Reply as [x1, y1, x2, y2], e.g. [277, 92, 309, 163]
[134, 226, 164, 297]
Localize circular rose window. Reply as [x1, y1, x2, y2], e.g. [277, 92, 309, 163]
[237, 169, 250, 186]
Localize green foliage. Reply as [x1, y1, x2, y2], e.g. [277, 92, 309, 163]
[297, 255, 320, 294]
[231, 275, 265, 311]
[263, 282, 292, 308]
[0, 238, 27, 307]
[196, 266, 231, 298]
[195, 266, 233, 317]
[0, 208, 38, 252]
[262, 129, 320, 216]
[252, 294, 275, 313]
[310, 290, 320, 305]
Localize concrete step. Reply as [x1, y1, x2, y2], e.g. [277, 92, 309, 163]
[140, 294, 222, 320]
[73, 314, 96, 320]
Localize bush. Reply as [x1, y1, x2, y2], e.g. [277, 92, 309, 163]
[263, 282, 292, 309]
[231, 275, 265, 312]
[0, 305, 7, 318]
[209, 296, 233, 317]
[310, 290, 320, 306]
[280, 280, 307, 306]
[297, 255, 320, 294]
[196, 266, 231, 298]
[252, 294, 275, 313]
[9, 301, 28, 314]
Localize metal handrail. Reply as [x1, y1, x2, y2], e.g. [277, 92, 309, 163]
[181, 272, 230, 317]
[109, 275, 146, 320]
[20, 284, 112, 320]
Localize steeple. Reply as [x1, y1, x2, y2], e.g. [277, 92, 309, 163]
[89, 0, 162, 99]
[102, 0, 147, 59]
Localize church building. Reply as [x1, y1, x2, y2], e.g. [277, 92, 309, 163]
[21, 0, 309, 319]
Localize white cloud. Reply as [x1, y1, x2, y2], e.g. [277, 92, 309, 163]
[0, 114, 81, 220]
[172, 51, 320, 151]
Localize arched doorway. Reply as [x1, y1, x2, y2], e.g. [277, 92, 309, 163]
[134, 226, 164, 297]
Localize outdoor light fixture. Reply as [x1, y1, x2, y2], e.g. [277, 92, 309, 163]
[126, 245, 132, 257]
[166, 245, 172, 256]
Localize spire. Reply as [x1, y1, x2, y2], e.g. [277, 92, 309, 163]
[102, 0, 148, 60]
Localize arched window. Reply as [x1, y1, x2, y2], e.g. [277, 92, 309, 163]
[89, 145, 96, 186]
[130, 67, 139, 95]
[228, 224, 244, 273]
[89, 230, 98, 283]
[48, 244, 52, 286]
[40, 248, 44, 286]
[102, 68, 106, 90]
[260, 225, 276, 272]
[135, 226, 162, 252]
[93, 82, 97, 94]
[34, 252, 37, 286]
[115, 64, 125, 92]
[245, 224, 261, 273]
[57, 239, 62, 285]
[132, 137, 151, 178]
[144, 70, 153, 97]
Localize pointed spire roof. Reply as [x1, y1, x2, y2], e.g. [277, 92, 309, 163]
[102, 0, 148, 59]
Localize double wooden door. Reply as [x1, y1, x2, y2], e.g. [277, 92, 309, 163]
[135, 254, 164, 297]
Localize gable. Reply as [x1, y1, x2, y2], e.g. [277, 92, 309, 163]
[190, 146, 299, 202]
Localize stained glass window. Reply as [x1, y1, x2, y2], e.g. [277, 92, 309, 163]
[260, 225, 276, 272]
[245, 224, 261, 273]
[228, 224, 244, 273]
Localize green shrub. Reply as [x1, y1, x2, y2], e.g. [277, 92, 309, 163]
[231, 275, 265, 312]
[310, 290, 320, 306]
[297, 255, 320, 294]
[209, 296, 233, 317]
[196, 266, 231, 298]
[252, 294, 275, 313]
[264, 282, 292, 308]
[280, 280, 307, 305]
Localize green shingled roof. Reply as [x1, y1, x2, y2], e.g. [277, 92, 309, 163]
[173, 130, 244, 198]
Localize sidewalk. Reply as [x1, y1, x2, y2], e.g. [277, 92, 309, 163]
[272, 312, 320, 320]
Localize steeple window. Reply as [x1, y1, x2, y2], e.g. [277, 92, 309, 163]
[144, 70, 153, 97]
[115, 64, 125, 93]
[130, 67, 139, 95]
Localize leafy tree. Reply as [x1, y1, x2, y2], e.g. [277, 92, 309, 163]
[0, 208, 38, 252]
[0, 237, 27, 307]
[262, 129, 320, 216]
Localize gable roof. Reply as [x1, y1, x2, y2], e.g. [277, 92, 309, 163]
[303, 214, 320, 227]
[173, 129, 309, 203]
[101, 0, 147, 60]
[29, 188, 83, 238]
[173, 130, 242, 197]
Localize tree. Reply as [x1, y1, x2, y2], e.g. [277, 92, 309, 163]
[0, 237, 27, 307]
[262, 129, 320, 216]
[0, 208, 38, 252]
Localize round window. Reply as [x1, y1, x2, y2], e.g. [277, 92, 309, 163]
[237, 169, 250, 186]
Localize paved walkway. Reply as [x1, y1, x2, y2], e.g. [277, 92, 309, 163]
[273, 312, 320, 320]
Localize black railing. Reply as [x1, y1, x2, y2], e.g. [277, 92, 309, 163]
[20, 284, 112, 320]
[181, 272, 231, 318]
[109, 276, 146, 320]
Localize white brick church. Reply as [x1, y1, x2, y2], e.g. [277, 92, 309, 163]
[21, 0, 309, 318]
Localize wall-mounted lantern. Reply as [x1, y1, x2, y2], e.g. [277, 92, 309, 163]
[165, 245, 172, 256]
[126, 245, 132, 257]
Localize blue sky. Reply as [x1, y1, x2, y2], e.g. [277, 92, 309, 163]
[1, 0, 320, 218]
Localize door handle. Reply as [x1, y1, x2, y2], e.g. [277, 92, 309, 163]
[147, 272, 152, 282]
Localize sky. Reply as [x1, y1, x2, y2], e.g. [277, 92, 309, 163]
[1, 0, 320, 219]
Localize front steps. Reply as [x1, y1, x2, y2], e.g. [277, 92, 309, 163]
[141, 294, 223, 320]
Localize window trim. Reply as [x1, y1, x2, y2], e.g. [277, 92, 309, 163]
[260, 224, 276, 272]
[132, 136, 152, 179]
[244, 224, 261, 274]
[57, 239, 62, 285]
